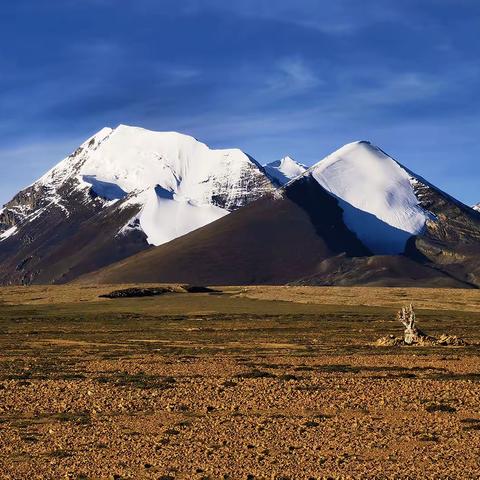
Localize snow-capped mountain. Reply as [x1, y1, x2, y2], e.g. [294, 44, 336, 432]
[263, 143, 438, 253]
[263, 156, 307, 185]
[0, 125, 276, 284]
[3, 131, 480, 287]
[82, 140, 480, 288]
[305, 141, 434, 254]
[22, 125, 275, 245]
[473, 203, 480, 212]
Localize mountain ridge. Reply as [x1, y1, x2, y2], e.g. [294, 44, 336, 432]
[78, 140, 480, 288]
[2, 129, 480, 286]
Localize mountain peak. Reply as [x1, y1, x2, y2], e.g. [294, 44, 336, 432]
[79, 127, 113, 149]
[0, 126, 276, 282]
[264, 155, 307, 185]
[311, 140, 378, 167]
[112, 124, 199, 142]
[277, 155, 299, 165]
[293, 140, 433, 254]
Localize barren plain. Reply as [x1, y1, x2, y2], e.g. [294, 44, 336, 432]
[0, 285, 479, 479]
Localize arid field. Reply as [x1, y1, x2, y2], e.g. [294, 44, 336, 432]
[0, 285, 479, 479]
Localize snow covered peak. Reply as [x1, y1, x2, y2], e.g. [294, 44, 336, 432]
[68, 124, 268, 204]
[306, 140, 433, 254]
[473, 203, 480, 212]
[7, 125, 275, 247]
[264, 156, 307, 185]
[85, 126, 113, 145]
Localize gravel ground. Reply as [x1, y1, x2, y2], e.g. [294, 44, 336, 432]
[1, 354, 479, 479]
[0, 287, 479, 479]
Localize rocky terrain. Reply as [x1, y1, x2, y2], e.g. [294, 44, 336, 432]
[0, 285, 479, 479]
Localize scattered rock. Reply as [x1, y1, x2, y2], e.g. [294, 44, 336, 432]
[375, 335, 404, 347]
[436, 334, 467, 346]
[235, 370, 276, 379]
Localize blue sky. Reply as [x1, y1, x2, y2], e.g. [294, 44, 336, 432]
[1, 0, 479, 205]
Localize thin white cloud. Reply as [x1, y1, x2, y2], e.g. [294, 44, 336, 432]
[344, 71, 447, 106]
[180, 0, 407, 35]
[154, 64, 201, 85]
[265, 58, 321, 95]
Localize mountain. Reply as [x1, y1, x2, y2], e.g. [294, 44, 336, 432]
[80, 141, 480, 288]
[308, 141, 433, 254]
[473, 204, 480, 212]
[263, 156, 307, 184]
[0, 125, 276, 284]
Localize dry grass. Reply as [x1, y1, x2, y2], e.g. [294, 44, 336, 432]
[238, 285, 480, 312]
[2, 284, 479, 313]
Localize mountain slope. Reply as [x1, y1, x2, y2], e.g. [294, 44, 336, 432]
[406, 178, 480, 286]
[0, 125, 276, 284]
[80, 141, 480, 287]
[77, 175, 372, 285]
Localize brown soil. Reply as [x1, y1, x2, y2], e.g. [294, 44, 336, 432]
[0, 286, 479, 479]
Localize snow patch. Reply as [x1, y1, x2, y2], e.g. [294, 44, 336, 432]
[0, 225, 18, 241]
[82, 175, 127, 201]
[138, 186, 229, 245]
[118, 214, 142, 237]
